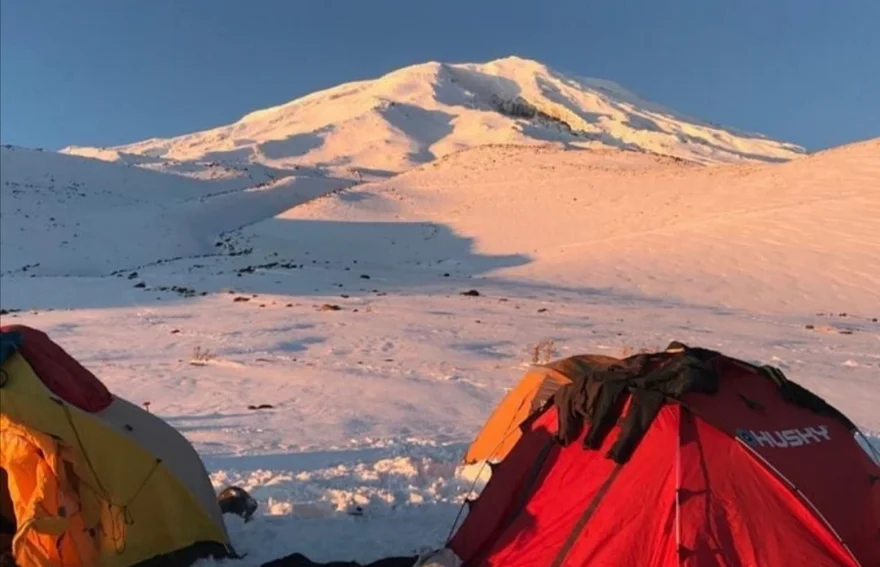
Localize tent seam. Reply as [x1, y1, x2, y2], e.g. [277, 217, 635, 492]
[733, 436, 862, 567]
[674, 406, 683, 566]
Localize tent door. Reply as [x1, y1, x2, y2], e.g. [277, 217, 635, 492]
[0, 467, 16, 556]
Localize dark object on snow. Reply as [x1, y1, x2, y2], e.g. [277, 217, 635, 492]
[459, 290, 480, 297]
[217, 486, 258, 522]
[247, 404, 275, 410]
[259, 553, 417, 567]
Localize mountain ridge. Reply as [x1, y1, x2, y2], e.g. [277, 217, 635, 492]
[60, 56, 805, 176]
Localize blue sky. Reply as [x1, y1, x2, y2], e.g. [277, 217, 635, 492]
[1, 0, 877, 152]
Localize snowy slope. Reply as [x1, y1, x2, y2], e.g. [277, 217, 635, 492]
[0, 145, 353, 276]
[1, 134, 877, 564]
[61, 56, 804, 175]
[256, 137, 880, 315]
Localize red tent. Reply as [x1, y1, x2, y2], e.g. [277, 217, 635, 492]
[449, 343, 880, 566]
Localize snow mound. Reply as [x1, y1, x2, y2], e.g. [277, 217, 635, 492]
[61, 56, 804, 175]
[200, 440, 476, 565]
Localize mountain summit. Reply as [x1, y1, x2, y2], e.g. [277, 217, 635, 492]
[62, 56, 804, 175]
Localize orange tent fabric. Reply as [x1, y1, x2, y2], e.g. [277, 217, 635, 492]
[463, 354, 620, 464]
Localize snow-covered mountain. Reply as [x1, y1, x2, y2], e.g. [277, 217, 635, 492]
[4, 54, 879, 567]
[61, 56, 804, 175]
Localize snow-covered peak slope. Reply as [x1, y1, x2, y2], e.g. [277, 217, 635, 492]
[253, 137, 879, 314]
[61, 56, 804, 174]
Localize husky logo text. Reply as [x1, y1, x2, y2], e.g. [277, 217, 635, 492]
[736, 426, 831, 449]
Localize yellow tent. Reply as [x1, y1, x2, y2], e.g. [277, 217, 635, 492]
[0, 325, 232, 567]
[463, 354, 621, 465]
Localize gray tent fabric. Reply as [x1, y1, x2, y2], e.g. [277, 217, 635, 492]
[96, 397, 228, 538]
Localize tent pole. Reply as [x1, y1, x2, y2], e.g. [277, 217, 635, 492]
[854, 428, 880, 464]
